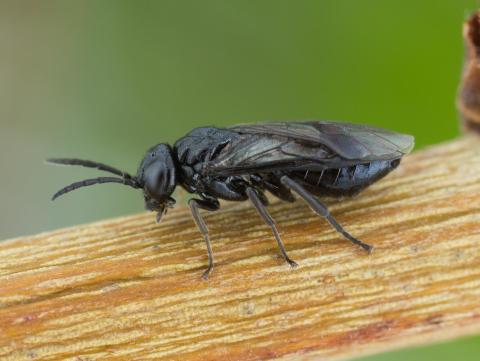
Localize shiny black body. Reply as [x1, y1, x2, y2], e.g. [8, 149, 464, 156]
[49, 121, 414, 279]
[173, 125, 404, 201]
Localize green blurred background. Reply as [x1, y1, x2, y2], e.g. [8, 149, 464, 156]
[0, 0, 478, 359]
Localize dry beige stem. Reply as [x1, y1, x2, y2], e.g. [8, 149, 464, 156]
[1, 136, 480, 361]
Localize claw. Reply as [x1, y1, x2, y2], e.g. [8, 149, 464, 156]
[364, 244, 374, 254]
[201, 265, 213, 280]
[359, 242, 374, 254]
[286, 257, 299, 268]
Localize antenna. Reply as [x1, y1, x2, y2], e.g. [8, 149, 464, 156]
[47, 158, 142, 200]
[47, 158, 133, 178]
[51, 177, 141, 200]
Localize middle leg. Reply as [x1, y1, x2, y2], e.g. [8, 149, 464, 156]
[246, 187, 298, 268]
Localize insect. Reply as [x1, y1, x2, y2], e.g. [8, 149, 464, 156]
[48, 121, 414, 279]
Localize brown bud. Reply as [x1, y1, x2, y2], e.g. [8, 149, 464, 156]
[457, 12, 480, 134]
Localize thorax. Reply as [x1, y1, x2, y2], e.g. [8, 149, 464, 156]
[173, 127, 245, 198]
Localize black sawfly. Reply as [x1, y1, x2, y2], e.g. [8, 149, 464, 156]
[48, 121, 414, 279]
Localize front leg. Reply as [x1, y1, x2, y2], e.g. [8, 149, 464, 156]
[188, 196, 220, 279]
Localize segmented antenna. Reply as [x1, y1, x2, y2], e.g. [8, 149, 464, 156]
[47, 158, 142, 200]
[51, 176, 140, 201]
[47, 158, 132, 178]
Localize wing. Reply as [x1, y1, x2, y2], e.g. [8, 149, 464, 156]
[204, 121, 414, 176]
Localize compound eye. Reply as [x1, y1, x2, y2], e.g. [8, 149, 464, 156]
[144, 160, 175, 201]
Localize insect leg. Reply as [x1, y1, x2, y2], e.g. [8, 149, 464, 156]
[189, 197, 220, 279]
[246, 187, 298, 268]
[280, 175, 373, 253]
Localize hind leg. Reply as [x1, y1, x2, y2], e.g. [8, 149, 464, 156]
[280, 175, 373, 253]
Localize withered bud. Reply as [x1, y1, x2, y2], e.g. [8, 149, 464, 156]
[458, 12, 480, 134]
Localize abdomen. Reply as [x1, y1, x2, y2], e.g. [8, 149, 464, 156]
[288, 159, 401, 197]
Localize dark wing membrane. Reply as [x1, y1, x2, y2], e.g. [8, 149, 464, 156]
[204, 121, 414, 176]
[231, 121, 414, 160]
